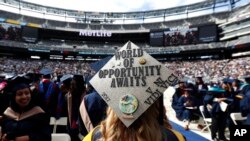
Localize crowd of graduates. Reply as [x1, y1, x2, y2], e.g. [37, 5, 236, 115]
[0, 68, 108, 141]
[171, 75, 250, 141]
[0, 56, 250, 141]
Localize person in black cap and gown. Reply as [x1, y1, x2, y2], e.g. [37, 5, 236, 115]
[78, 83, 107, 137]
[204, 87, 230, 141]
[38, 69, 59, 117]
[0, 76, 51, 141]
[175, 88, 200, 130]
[66, 74, 86, 141]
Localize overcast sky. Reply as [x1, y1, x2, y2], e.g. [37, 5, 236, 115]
[22, 0, 206, 12]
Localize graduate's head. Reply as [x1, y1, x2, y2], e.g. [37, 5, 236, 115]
[71, 74, 86, 94]
[13, 83, 31, 109]
[196, 76, 203, 84]
[39, 68, 52, 79]
[183, 88, 192, 97]
[9, 76, 34, 112]
[59, 74, 73, 92]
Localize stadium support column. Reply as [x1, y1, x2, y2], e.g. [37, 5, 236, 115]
[220, 48, 232, 59]
[230, 0, 235, 9]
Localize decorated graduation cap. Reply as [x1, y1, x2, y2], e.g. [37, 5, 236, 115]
[89, 41, 180, 127]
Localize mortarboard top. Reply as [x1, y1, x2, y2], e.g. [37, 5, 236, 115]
[25, 73, 41, 83]
[89, 41, 180, 127]
[195, 75, 203, 79]
[222, 78, 234, 84]
[90, 56, 112, 73]
[73, 74, 85, 84]
[184, 88, 193, 91]
[39, 68, 52, 76]
[10, 74, 32, 85]
[4, 73, 16, 80]
[178, 79, 185, 83]
[243, 75, 250, 81]
[0, 74, 5, 80]
[6, 74, 31, 93]
[208, 86, 225, 93]
[60, 74, 73, 83]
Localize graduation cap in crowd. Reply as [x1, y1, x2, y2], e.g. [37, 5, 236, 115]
[90, 56, 112, 73]
[208, 86, 225, 93]
[60, 74, 73, 86]
[184, 88, 193, 92]
[89, 41, 180, 127]
[60, 74, 73, 82]
[243, 75, 250, 82]
[72, 74, 85, 88]
[6, 74, 32, 94]
[73, 74, 84, 83]
[4, 73, 16, 81]
[222, 78, 234, 84]
[0, 74, 5, 82]
[25, 73, 41, 83]
[39, 68, 52, 78]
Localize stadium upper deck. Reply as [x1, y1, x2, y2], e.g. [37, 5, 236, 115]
[0, 0, 250, 61]
[0, 0, 245, 29]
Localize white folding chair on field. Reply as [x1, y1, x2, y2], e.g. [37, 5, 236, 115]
[199, 105, 212, 132]
[230, 112, 247, 125]
[52, 133, 71, 141]
[50, 117, 68, 133]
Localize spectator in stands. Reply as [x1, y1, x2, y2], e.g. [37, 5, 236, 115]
[0, 76, 51, 141]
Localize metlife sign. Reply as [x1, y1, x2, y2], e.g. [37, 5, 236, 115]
[79, 30, 112, 37]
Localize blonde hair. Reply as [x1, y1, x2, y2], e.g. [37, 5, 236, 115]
[98, 99, 168, 141]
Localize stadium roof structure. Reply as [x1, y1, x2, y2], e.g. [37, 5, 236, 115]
[0, 0, 247, 25]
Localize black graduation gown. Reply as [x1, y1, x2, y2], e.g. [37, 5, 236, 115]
[0, 106, 51, 141]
